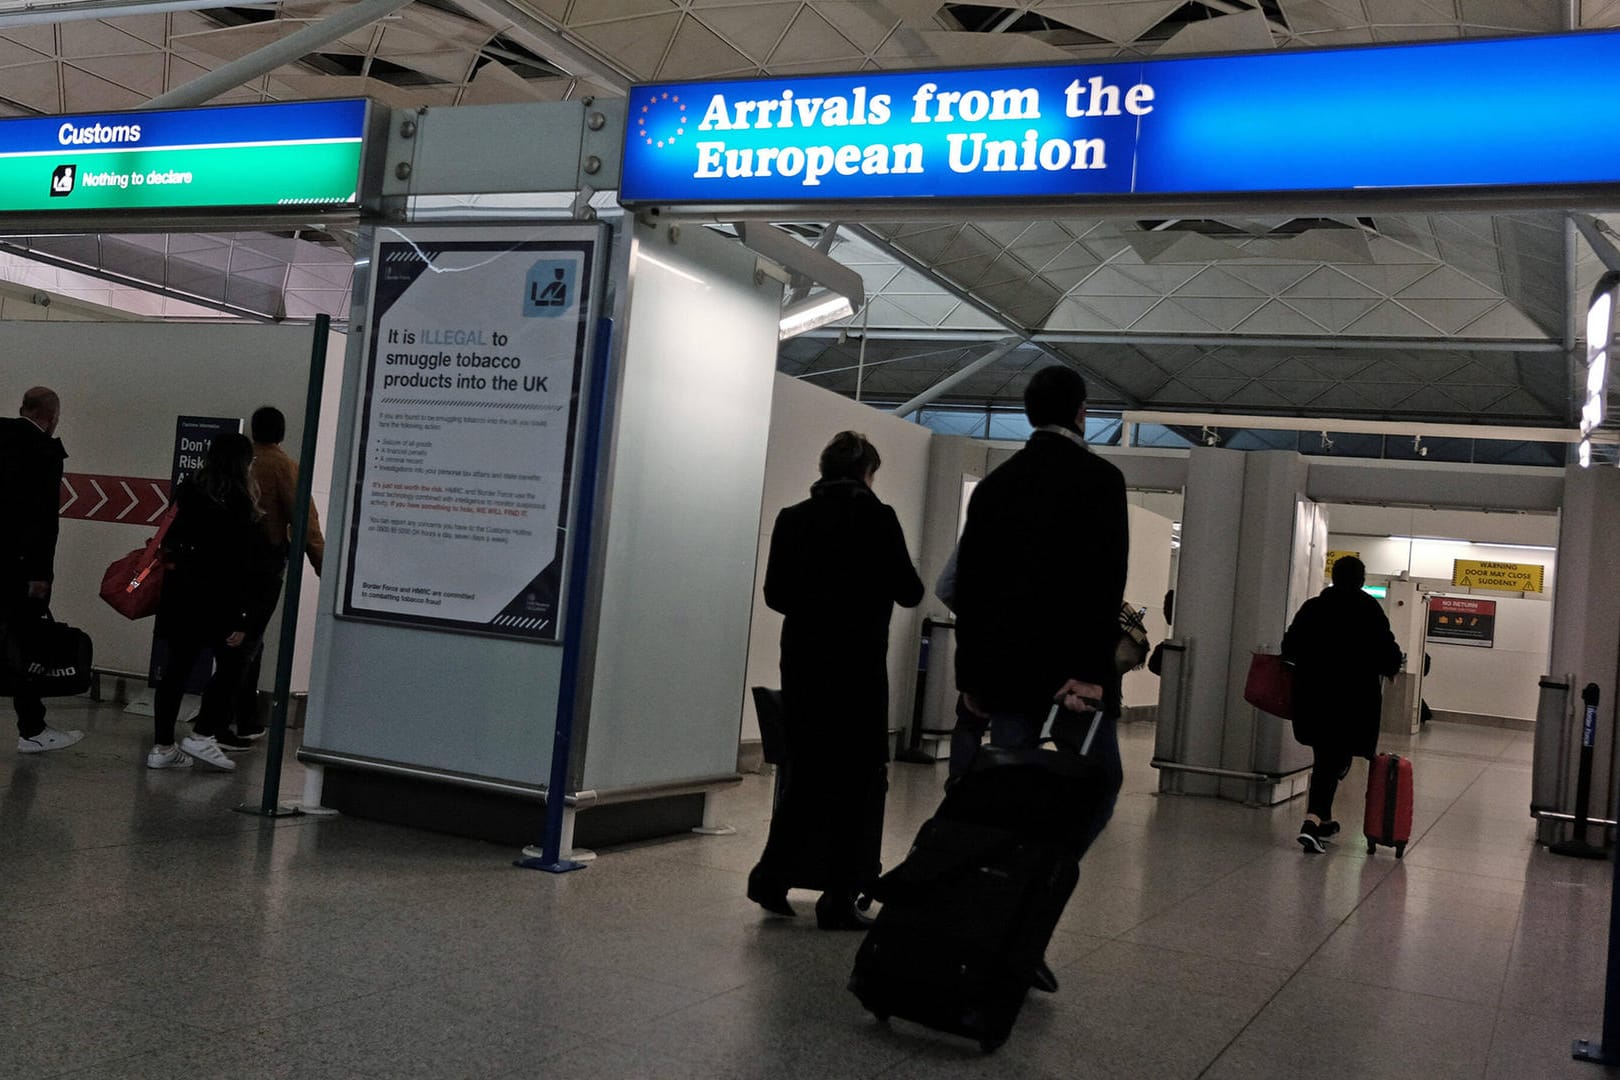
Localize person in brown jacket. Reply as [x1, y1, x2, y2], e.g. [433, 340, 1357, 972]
[232, 405, 324, 739]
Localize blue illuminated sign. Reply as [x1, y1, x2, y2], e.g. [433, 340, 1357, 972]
[621, 31, 1620, 206]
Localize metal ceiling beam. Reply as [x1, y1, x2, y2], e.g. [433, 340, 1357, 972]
[843, 223, 1141, 406]
[797, 325, 1565, 353]
[450, 0, 631, 93]
[144, 0, 416, 108]
[1572, 214, 1620, 274]
[1121, 409, 1611, 445]
[893, 336, 1024, 417]
[0, 0, 241, 29]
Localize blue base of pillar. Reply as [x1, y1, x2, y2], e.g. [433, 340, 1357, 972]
[514, 856, 587, 874]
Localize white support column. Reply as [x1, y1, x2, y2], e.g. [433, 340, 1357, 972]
[522, 805, 597, 862]
[691, 792, 737, 836]
[1541, 465, 1620, 844]
[297, 763, 340, 817]
[1158, 448, 1314, 804]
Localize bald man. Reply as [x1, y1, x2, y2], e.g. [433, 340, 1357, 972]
[0, 387, 82, 753]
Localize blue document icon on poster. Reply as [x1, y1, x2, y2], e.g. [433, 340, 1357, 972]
[525, 261, 574, 317]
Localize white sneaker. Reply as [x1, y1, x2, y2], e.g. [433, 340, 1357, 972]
[17, 727, 84, 754]
[179, 734, 236, 772]
[146, 744, 193, 770]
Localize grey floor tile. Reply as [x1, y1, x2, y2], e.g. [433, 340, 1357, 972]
[1486, 1008, 1620, 1079]
[1499, 926, 1610, 1020]
[601, 974, 916, 1080]
[248, 982, 588, 1080]
[50, 1039, 391, 1080]
[1303, 911, 1514, 1004]
[0, 993, 165, 1080]
[0, 704, 1590, 1080]
[493, 1040, 755, 1080]
[1119, 894, 1346, 971]
[881, 962, 1267, 1079]
[1203, 973, 1497, 1080]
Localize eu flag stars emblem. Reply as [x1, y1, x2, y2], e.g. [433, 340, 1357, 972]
[639, 91, 687, 149]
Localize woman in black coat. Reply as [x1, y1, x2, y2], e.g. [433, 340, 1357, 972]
[748, 431, 924, 929]
[1282, 556, 1403, 853]
[147, 432, 280, 773]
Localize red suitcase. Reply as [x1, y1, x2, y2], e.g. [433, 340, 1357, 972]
[1364, 753, 1414, 858]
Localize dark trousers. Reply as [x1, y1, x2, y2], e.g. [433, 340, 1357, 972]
[950, 699, 1123, 854]
[1307, 745, 1355, 820]
[154, 632, 250, 746]
[3, 593, 47, 738]
[754, 757, 887, 899]
[234, 635, 267, 734]
[11, 687, 45, 739]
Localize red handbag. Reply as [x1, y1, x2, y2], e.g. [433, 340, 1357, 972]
[99, 506, 176, 620]
[1243, 651, 1295, 719]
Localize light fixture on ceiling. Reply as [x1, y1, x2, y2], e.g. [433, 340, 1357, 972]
[736, 222, 865, 342]
[779, 292, 854, 341]
[1582, 269, 1620, 467]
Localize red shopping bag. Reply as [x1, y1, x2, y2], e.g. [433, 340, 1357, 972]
[1243, 651, 1295, 719]
[99, 506, 176, 620]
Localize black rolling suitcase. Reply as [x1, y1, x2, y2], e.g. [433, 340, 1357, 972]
[848, 707, 1111, 1053]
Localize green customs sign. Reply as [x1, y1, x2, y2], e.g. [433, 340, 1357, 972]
[0, 99, 369, 213]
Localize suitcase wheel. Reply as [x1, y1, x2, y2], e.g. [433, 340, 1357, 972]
[1395, 842, 1406, 859]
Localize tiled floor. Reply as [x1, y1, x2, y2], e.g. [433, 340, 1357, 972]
[3, 699, 1617, 1079]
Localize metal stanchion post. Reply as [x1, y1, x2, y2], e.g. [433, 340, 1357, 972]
[516, 317, 613, 874]
[237, 314, 328, 820]
[895, 618, 937, 764]
[1554, 685, 1606, 860]
[1574, 684, 1620, 1065]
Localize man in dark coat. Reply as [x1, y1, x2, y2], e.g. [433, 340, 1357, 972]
[1282, 555, 1403, 853]
[748, 431, 924, 929]
[0, 387, 82, 754]
[951, 365, 1129, 993]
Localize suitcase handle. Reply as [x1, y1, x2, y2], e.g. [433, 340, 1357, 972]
[1040, 704, 1105, 756]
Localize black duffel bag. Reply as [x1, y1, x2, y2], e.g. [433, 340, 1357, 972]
[0, 610, 93, 697]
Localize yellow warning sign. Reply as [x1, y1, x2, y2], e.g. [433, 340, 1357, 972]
[1325, 550, 1360, 581]
[1451, 559, 1545, 593]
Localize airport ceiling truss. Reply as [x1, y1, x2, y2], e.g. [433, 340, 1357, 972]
[0, 0, 1616, 429]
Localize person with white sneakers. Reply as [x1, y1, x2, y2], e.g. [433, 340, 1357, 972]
[1, 387, 84, 756]
[146, 432, 279, 772]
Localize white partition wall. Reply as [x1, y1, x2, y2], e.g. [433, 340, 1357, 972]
[740, 373, 933, 747]
[1326, 530, 1555, 723]
[1121, 505, 1174, 711]
[0, 321, 316, 678]
[579, 220, 783, 792]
